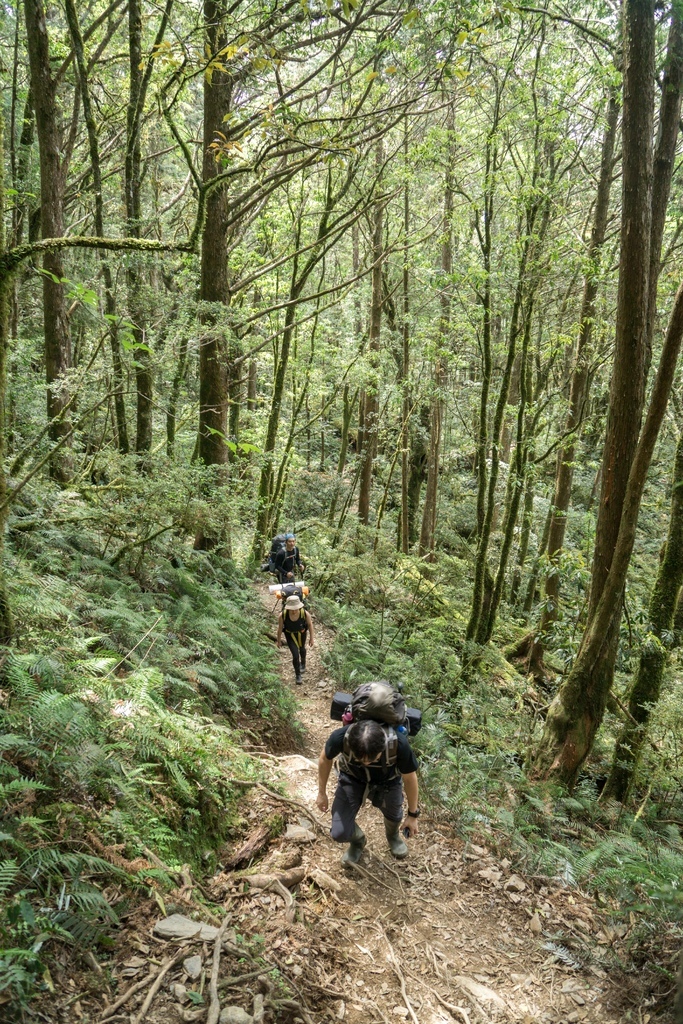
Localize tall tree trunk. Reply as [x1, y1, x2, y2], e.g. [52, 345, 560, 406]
[125, 0, 173, 460]
[534, 92, 619, 651]
[126, 0, 150, 458]
[0, 108, 15, 642]
[198, 0, 232, 469]
[357, 144, 384, 527]
[407, 405, 429, 543]
[533, 0, 656, 783]
[64, 0, 130, 454]
[605, 428, 683, 801]
[24, 0, 73, 483]
[401, 124, 411, 555]
[419, 114, 454, 561]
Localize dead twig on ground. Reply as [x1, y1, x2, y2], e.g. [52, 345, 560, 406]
[100, 970, 159, 1020]
[207, 915, 232, 1024]
[379, 927, 419, 1024]
[131, 948, 186, 1024]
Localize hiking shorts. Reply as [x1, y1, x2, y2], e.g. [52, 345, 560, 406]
[330, 771, 404, 843]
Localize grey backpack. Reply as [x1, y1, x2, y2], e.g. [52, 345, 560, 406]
[349, 680, 407, 728]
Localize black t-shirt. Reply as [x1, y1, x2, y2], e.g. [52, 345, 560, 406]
[274, 546, 301, 575]
[325, 726, 418, 780]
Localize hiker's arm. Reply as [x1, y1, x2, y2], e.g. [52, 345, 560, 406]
[276, 614, 283, 647]
[306, 612, 314, 646]
[316, 750, 333, 811]
[402, 771, 419, 837]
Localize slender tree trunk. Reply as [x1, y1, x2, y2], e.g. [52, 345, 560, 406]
[167, 333, 189, 456]
[419, 115, 454, 561]
[535, 92, 620, 651]
[407, 405, 429, 543]
[510, 471, 534, 605]
[0, 109, 15, 641]
[357, 144, 384, 527]
[533, 0, 657, 782]
[126, 0, 150, 458]
[467, 218, 533, 641]
[64, 0, 130, 455]
[247, 360, 257, 410]
[194, 0, 233, 546]
[605, 428, 683, 801]
[24, 0, 73, 483]
[401, 124, 411, 555]
[125, 0, 173, 460]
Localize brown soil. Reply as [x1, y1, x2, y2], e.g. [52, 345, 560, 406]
[32, 584, 668, 1024]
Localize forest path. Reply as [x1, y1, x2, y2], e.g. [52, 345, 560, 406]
[255, 583, 635, 1024]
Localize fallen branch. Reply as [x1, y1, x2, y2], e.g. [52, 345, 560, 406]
[131, 948, 186, 1024]
[241, 866, 305, 889]
[101, 970, 159, 1020]
[381, 930, 419, 1024]
[207, 915, 232, 1024]
[218, 968, 269, 991]
[262, 877, 297, 923]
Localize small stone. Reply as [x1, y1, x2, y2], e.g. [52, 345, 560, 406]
[183, 955, 202, 980]
[284, 824, 315, 843]
[504, 874, 526, 892]
[153, 914, 218, 942]
[567, 1013, 580, 1023]
[219, 1007, 253, 1024]
[171, 982, 188, 1003]
[529, 912, 542, 934]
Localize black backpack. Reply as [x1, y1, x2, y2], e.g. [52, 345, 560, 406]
[261, 534, 287, 573]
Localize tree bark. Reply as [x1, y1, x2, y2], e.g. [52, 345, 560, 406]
[197, 0, 232, 474]
[126, 0, 174, 460]
[0, 107, 15, 641]
[64, 0, 130, 454]
[24, 0, 73, 483]
[401, 123, 411, 555]
[605, 427, 683, 801]
[535, 92, 619, 646]
[357, 144, 384, 527]
[535, 274, 683, 784]
[419, 112, 454, 561]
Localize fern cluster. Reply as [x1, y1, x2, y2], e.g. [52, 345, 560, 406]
[0, 487, 295, 1011]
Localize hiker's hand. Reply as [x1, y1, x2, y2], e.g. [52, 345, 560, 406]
[316, 792, 328, 812]
[286, 571, 294, 579]
[276, 637, 282, 648]
[309, 639, 314, 648]
[404, 815, 419, 838]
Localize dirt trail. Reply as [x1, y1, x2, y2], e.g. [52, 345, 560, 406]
[59, 587, 653, 1024]
[255, 585, 644, 1024]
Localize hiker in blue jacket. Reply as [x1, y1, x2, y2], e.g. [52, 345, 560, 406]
[316, 719, 420, 866]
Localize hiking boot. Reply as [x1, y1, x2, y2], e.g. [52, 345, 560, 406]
[341, 825, 366, 867]
[295, 673, 302, 684]
[384, 818, 408, 859]
[300, 661, 307, 673]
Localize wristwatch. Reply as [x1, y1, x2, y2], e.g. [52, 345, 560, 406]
[407, 808, 420, 818]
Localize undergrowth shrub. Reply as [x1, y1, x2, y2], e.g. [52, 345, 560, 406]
[0, 488, 295, 1011]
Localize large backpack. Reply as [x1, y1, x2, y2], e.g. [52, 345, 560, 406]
[261, 534, 287, 573]
[330, 681, 422, 774]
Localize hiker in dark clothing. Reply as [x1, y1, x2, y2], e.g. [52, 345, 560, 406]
[316, 719, 420, 866]
[276, 594, 314, 684]
[274, 533, 304, 584]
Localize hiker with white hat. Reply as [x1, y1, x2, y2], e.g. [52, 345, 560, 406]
[276, 593, 314, 684]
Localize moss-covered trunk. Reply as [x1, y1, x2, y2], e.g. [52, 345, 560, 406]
[605, 429, 683, 800]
